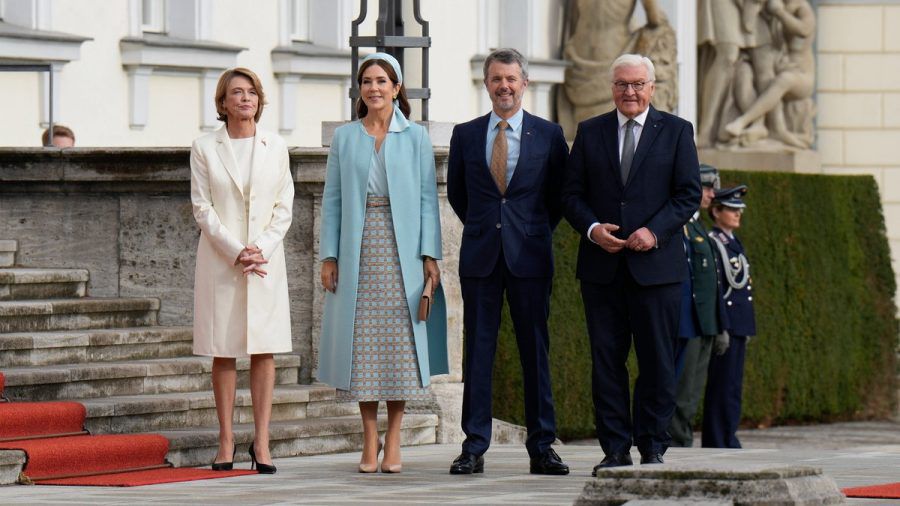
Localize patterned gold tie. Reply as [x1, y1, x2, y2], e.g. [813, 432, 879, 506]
[490, 120, 508, 194]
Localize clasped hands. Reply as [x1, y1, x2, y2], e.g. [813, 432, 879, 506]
[590, 224, 656, 254]
[236, 244, 268, 278]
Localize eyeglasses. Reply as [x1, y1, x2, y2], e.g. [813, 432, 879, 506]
[613, 81, 651, 92]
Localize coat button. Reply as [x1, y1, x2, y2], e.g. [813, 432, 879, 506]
[620, 201, 625, 207]
[727, 301, 733, 306]
[501, 198, 507, 204]
[748, 296, 753, 301]
[496, 223, 502, 229]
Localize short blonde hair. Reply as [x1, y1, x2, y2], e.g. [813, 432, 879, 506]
[215, 67, 267, 123]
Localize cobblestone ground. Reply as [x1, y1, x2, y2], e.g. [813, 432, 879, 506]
[1, 421, 898, 505]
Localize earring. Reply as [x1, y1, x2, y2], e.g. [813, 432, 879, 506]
[393, 94, 398, 99]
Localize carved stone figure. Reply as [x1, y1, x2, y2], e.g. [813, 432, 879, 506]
[698, 0, 816, 150]
[557, 0, 678, 140]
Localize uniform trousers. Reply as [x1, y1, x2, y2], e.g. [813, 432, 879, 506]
[669, 335, 714, 447]
[702, 335, 747, 448]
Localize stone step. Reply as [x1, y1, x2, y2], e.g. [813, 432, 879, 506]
[82, 384, 337, 434]
[0, 268, 89, 300]
[160, 414, 440, 467]
[0, 241, 16, 268]
[0, 326, 192, 367]
[1, 354, 300, 402]
[0, 297, 159, 333]
[0, 450, 25, 486]
[306, 398, 362, 418]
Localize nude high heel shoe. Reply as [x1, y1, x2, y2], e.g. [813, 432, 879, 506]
[380, 435, 402, 473]
[358, 439, 383, 473]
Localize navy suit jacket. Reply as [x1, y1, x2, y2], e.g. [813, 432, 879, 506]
[563, 106, 700, 286]
[447, 111, 568, 278]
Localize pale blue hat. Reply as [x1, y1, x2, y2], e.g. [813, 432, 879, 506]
[360, 52, 403, 85]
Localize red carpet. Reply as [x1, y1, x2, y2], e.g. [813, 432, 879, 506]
[843, 482, 900, 499]
[37, 467, 257, 486]
[0, 402, 87, 440]
[0, 370, 262, 486]
[0, 434, 169, 478]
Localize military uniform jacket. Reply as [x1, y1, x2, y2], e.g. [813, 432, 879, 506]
[681, 217, 728, 337]
[709, 227, 756, 337]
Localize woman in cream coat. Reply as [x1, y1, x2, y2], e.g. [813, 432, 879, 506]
[190, 67, 293, 474]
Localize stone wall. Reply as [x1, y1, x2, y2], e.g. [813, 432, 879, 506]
[0, 147, 464, 388]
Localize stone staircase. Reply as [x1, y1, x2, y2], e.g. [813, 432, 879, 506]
[0, 239, 438, 472]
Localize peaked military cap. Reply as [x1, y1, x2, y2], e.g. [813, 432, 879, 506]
[713, 184, 748, 209]
[699, 163, 720, 189]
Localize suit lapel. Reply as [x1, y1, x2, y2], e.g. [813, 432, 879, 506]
[625, 106, 664, 186]
[249, 130, 269, 193]
[214, 126, 245, 198]
[601, 113, 621, 187]
[507, 111, 533, 193]
[474, 113, 504, 195]
[475, 113, 490, 172]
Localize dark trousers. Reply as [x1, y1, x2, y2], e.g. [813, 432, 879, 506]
[580, 267, 681, 456]
[669, 335, 714, 447]
[460, 256, 557, 458]
[702, 335, 747, 448]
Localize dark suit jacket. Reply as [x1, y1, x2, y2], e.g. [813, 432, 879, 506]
[563, 106, 700, 286]
[447, 111, 568, 278]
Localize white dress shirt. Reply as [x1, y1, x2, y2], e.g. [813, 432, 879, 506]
[587, 107, 651, 244]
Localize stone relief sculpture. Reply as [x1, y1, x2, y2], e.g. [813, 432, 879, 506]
[697, 0, 816, 150]
[557, 0, 678, 140]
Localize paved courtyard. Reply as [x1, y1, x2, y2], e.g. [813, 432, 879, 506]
[1, 421, 898, 505]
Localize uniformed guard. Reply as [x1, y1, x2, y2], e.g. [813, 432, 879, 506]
[702, 184, 756, 448]
[669, 164, 730, 447]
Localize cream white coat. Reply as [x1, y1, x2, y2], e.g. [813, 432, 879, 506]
[190, 126, 294, 357]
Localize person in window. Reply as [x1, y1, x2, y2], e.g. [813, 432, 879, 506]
[190, 67, 293, 474]
[41, 125, 75, 147]
[317, 53, 447, 474]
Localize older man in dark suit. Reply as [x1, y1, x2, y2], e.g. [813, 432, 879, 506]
[563, 54, 700, 472]
[447, 48, 569, 476]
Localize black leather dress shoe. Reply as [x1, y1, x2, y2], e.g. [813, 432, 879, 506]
[529, 448, 569, 475]
[640, 452, 664, 464]
[449, 452, 484, 474]
[591, 453, 633, 476]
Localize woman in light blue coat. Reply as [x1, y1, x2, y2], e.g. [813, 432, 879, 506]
[318, 53, 448, 474]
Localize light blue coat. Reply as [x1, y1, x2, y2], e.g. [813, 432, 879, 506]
[317, 108, 448, 390]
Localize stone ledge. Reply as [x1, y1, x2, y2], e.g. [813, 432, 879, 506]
[0, 147, 448, 191]
[699, 148, 822, 173]
[577, 464, 844, 505]
[0, 449, 25, 486]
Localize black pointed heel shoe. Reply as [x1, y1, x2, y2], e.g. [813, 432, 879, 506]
[249, 442, 277, 474]
[211, 444, 235, 471]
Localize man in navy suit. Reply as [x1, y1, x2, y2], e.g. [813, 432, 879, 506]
[563, 54, 700, 472]
[447, 48, 569, 476]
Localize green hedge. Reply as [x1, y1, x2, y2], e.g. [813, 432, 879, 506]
[490, 171, 899, 439]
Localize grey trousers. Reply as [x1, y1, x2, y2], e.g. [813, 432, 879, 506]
[668, 335, 714, 447]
